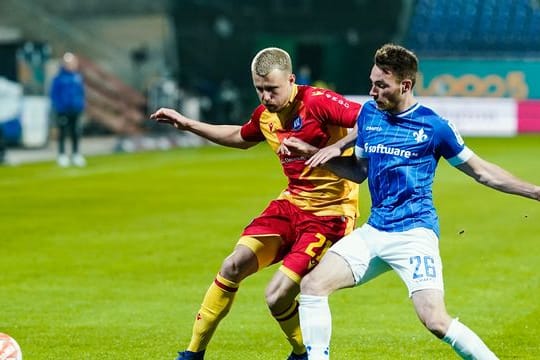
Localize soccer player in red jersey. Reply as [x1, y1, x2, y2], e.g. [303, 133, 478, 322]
[150, 47, 361, 360]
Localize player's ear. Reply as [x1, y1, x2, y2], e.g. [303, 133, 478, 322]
[289, 73, 296, 84]
[401, 80, 412, 94]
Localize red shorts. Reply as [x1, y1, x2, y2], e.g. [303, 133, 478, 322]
[242, 199, 355, 279]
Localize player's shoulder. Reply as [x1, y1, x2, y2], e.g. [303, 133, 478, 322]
[363, 100, 378, 110]
[413, 103, 459, 139]
[300, 85, 360, 110]
[250, 104, 267, 122]
[297, 85, 323, 101]
[415, 104, 445, 121]
[242, 104, 267, 141]
[299, 85, 337, 102]
[415, 103, 441, 117]
[414, 103, 449, 124]
[358, 100, 378, 117]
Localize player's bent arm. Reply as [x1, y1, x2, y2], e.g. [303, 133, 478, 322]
[331, 123, 358, 154]
[307, 124, 359, 167]
[456, 154, 540, 201]
[280, 134, 367, 183]
[323, 156, 368, 184]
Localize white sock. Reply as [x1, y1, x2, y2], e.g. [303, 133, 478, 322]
[298, 294, 331, 360]
[443, 318, 498, 359]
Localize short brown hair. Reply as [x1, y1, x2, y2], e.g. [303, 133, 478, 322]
[374, 44, 418, 87]
[251, 47, 292, 76]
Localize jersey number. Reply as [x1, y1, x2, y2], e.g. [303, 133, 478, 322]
[410, 255, 436, 279]
[305, 233, 332, 263]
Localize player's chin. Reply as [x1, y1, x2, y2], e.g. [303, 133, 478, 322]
[265, 103, 285, 113]
[375, 101, 390, 110]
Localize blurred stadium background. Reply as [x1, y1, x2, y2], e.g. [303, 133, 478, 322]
[1, 2, 539, 359]
[0, 0, 539, 160]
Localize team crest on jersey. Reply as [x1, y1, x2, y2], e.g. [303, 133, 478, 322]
[292, 116, 302, 131]
[413, 128, 428, 143]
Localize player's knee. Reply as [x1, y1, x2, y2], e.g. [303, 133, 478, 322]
[413, 290, 451, 338]
[220, 250, 258, 282]
[220, 257, 243, 281]
[299, 272, 326, 296]
[264, 287, 285, 310]
[419, 314, 449, 338]
[264, 280, 298, 312]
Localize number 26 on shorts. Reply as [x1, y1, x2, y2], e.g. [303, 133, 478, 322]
[410, 255, 437, 279]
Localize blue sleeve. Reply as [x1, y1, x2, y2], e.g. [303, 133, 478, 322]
[354, 104, 367, 159]
[436, 118, 474, 166]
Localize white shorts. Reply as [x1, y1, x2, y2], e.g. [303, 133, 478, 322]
[329, 223, 444, 297]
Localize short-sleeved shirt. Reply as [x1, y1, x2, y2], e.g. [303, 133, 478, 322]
[241, 84, 362, 219]
[355, 100, 474, 236]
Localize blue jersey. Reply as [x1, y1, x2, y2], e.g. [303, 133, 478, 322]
[355, 100, 473, 236]
[50, 67, 85, 114]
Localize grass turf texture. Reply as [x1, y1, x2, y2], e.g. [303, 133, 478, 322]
[1, 135, 539, 359]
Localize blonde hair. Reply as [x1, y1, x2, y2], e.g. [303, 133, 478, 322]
[251, 47, 292, 76]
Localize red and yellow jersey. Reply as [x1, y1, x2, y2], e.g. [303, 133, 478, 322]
[240, 85, 361, 218]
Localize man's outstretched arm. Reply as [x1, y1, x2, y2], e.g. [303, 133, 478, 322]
[150, 107, 258, 149]
[456, 154, 540, 201]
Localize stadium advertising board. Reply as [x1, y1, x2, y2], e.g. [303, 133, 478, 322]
[416, 58, 540, 99]
[420, 97, 517, 136]
[347, 96, 540, 136]
[517, 100, 540, 133]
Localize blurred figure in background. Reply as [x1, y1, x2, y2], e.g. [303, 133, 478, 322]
[0, 126, 5, 165]
[216, 79, 240, 124]
[295, 65, 311, 85]
[50, 52, 86, 167]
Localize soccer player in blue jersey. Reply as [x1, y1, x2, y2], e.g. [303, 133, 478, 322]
[282, 43, 540, 359]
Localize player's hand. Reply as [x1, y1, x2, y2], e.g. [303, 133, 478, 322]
[150, 108, 191, 130]
[306, 143, 342, 167]
[279, 137, 318, 156]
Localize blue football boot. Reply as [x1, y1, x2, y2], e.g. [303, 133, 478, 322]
[176, 350, 205, 360]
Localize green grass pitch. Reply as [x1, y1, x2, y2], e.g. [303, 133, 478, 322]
[1, 135, 539, 359]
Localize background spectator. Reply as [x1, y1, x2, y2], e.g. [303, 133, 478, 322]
[50, 52, 86, 167]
